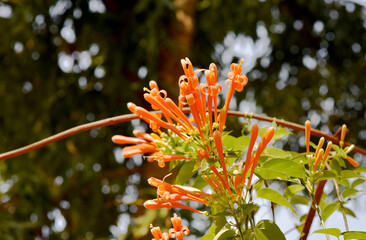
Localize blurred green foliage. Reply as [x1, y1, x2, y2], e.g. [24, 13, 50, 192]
[0, 0, 365, 239]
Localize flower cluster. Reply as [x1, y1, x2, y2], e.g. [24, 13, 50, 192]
[112, 57, 276, 239]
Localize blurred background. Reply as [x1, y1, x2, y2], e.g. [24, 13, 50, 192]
[0, 0, 365, 239]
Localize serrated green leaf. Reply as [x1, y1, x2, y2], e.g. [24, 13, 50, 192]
[175, 161, 196, 185]
[264, 148, 292, 158]
[257, 188, 296, 213]
[290, 195, 310, 205]
[342, 231, 366, 240]
[262, 158, 306, 179]
[342, 188, 359, 198]
[255, 167, 289, 180]
[323, 201, 340, 221]
[256, 220, 286, 240]
[313, 228, 341, 238]
[284, 184, 305, 199]
[352, 178, 366, 188]
[341, 170, 361, 179]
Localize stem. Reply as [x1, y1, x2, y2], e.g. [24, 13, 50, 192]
[1, 109, 365, 161]
[233, 213, 244, 240]
[264, 180, 275, 221]
[302, 179, 330, 240]
[332, 179, 349, 231]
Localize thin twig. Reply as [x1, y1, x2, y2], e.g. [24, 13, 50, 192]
[1, 109, 365, 161]
[332, 179, 349, 231]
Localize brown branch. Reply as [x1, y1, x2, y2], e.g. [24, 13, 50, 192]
[228, 110, 366, 156]
[1, 109, 365, 161]
[0, 113, 138, 161]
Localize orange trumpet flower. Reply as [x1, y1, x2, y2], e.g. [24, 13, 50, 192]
[169, 213, 190, 240]
[144, 199, 206, 215]
[247, 127, 275, 188]
[151, 226, 169, 240]
[305, 120, 311, 154]
[146, 151, 192, 168]
[213, 130, 232, 194]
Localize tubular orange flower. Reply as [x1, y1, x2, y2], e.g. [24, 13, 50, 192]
[196, 148, 228, 193]
[201, 63, 221, 134]
[148, 177, 209, 202]
[111, 135, 147, 145]
[165, 98, 194, 131]
[144, 199, 206, 215]
[146, 151, 193, 168]
[135, 107, 188, 140]
[321, 141, 333, 165]
[240, 124, 259, 184]
[305, 120, 311, 155]
[202, 175, 221, 192]
[346, 156, 359, 168]
[315, 137, 325, 157]
[122, 143, 158, 158]
[213, 130, 232, 194]
[340, 124, 347, 143]
[247, 127, 275, 188]
[313, 148, 324, 171]
[169, 213, 190, 240]
[179, 76, 205, 139]
[218, 108, 227, 133]
[133, 129, 156, 142]
[151, 226, 169, 240]
[220, 58, 248, 128]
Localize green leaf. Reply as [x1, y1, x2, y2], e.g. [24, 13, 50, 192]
[255, 167, 290, 180]
[233, 136, 250, 151]
[262, 158, 306, 179]
[354, 166, 366, 173]
[213, 225, 236, 240]
[236, 203, 259, 217]
[213, 215, 227, 233]
[290, 195, 310, 205]
[257, 188, 296, 213]
[259, 126, 292, 140]
[352, 178, 366, 188]
[222, 135, 236, 149]
[201, 224, 217, 240]
[341, 170, 362, 179]
[342, 231, 366, 240]
[272, 126, 292, 140]
[264, 148, 292, 158]
[201, 157, 217, 171]
[192, 175, 208, 189]
[342, 188, 359, 198]
[175, 161, 196, 185]
[255, 220, 286, 240]
[284, 184, 305, 199]
[323, 201, 340, 221]
[313, 228, 341, 238]
[316, 170, 338, 182]
[343, 207, 356, 218]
